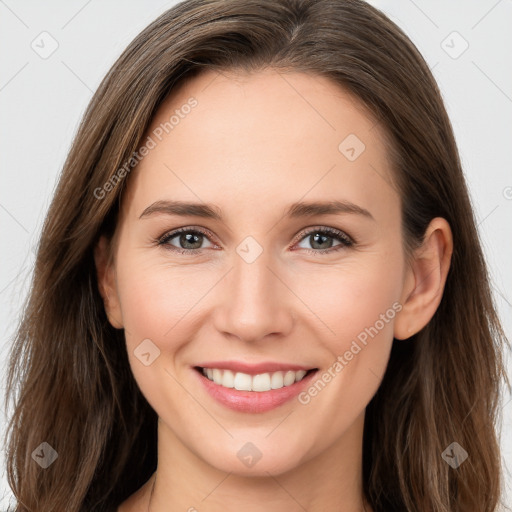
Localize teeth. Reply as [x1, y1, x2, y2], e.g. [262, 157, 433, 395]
[270, 371, 283, 389]
[252, 373, 271, 392]
[222, 369, 235, 388]
[283, 370, 296, 386]
[212, 369, 222, 385]
[295, 370, 307, 381]
[201, 368, 310, 392]
[234, 372, 252, 391]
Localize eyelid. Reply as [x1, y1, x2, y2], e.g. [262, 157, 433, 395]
[290, 225, 354, 247]
[157, 226, 218, 248]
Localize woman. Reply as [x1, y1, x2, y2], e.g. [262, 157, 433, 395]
[3, 0, 510, 511]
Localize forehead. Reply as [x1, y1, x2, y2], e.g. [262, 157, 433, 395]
[123, 68, 398, 223]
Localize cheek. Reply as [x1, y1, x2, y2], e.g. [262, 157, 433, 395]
[113, 255, 192, 379]
[294, 254, 402, 355]
[114, 255, 225, 391]
[116, 254, 210, 337]
[335, 272, 399, 359]
[119, 274, 173, 339]
[293, 254, 402, 421]
[114, 259, 201, 417]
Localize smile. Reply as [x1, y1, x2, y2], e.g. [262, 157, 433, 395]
[200, 367, 311, 392]
[193, 363, 319, 413]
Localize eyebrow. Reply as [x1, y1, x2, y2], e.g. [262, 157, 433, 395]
[139, 199, 375, 221]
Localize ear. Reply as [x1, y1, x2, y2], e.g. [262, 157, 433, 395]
[394, 217, 453, 340]
[94, 235, 124, 329]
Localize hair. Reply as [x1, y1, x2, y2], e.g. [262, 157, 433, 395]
[3, 0, 510, 510]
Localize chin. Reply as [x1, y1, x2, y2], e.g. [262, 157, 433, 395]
[196, 436, 309, 477]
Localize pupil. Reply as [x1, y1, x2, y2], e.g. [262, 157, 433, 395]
[312, 233, 332, 249]
[181, 232, 202, 249]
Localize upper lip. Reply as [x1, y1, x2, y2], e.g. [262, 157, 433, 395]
[195, 361, 316, 375]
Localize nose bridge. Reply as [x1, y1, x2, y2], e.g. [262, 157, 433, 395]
[213, 242, 294, 342]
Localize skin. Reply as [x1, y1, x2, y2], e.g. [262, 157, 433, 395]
[94, 68, 453, 512]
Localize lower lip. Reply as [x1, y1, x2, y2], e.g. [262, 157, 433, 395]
[194, 368, 318, 413]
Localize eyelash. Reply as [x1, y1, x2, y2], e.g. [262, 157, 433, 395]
[156, 226, 354, 255]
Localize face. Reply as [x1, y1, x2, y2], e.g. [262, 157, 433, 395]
[98, 68, 412, 476]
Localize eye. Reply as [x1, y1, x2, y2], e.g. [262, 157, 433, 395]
[157, 227, 216, 254]
[293, 226, 354, 254]
[156, 225, 354, 255]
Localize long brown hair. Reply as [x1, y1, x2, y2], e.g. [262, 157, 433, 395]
[4, 0, 510, 510]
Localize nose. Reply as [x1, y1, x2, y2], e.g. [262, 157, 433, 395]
[212, 247, 295, 344]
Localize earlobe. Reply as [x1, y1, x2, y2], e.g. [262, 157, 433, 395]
[393, 217, 453, 340]
[94, 235, 124, 329]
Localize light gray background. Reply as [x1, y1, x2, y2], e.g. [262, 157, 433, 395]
[1, 0, 511, 508]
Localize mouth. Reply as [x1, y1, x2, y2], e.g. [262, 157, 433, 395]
[193, 364, 319, 413]
[194, 366, 316, 392]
